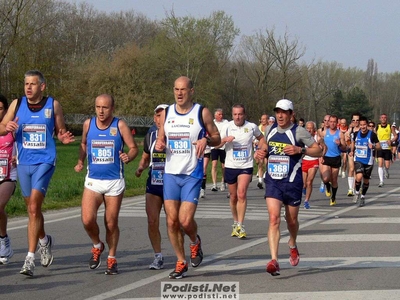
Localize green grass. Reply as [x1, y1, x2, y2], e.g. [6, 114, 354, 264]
[6, 136, 149, 217]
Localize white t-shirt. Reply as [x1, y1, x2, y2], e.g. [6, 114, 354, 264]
[221, 120, 262, 169]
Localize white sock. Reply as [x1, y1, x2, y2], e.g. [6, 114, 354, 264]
[348, 177, 354, 190]
[378, 167, 384, 182]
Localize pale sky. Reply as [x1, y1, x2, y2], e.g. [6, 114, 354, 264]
[67, 0, 400, 73]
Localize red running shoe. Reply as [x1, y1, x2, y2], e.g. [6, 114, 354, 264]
[289, 246, 300, 266]
[266, 259, 280, 276]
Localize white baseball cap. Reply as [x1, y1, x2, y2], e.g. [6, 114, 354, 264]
[273, 99, 293, 111]
[154, 104, 169, 113]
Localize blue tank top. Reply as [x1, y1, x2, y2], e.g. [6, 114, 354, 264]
[324, 129, 341, 157]
[16, 96, 56, 165]
[266, 123, 303, 183]
[354, 130, 374, 165]
[86, 117, 124, 180]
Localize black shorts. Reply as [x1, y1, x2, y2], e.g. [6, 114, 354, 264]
[376, 149, 392, 161]
[211, 149, 226, 163]
[224, 167, 253, 184]
[354, 161, 374, 179]
[322, 156, 342, 168]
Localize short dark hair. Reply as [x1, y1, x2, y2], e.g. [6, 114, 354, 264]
[0, 93, 8, 110]
[232, 104, 245, 114]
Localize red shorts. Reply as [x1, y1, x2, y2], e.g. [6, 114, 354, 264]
[302, 159, 319, 172]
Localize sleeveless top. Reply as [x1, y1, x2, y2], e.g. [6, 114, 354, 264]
[0, 132, 16, 181]
[266, 123, 303, 183]
[377, 124, 391, 150]
[324, 128, 341, 157]
[164, 103, 206, 179]
[354, 130, 374, 165]
[86, 117, 124, 180]
[144, 130, 166, 185]
[16, 96, 56, 165]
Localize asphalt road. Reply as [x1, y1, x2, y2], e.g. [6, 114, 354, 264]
[2, 161, 400, 300]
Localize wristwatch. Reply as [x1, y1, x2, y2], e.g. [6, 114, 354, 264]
[301, 147, 306, 154]
[205, 136, 211, 145]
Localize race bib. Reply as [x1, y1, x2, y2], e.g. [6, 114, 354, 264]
[380, 141, 389, 150]
[268, 155, 289, 179]
[22, 124, 46, 149]
[151, 162, 164, 185]
[0, 158, 8, 181]
[168, 132, 191, 155]
[233, 146, 248, 161]
[91, 140, 115, 164]
[355, 145, 368, 158]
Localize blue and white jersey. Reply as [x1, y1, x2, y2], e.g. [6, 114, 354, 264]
[86, 117, 124, 180]
[324, 129, 341, 157]
[354, 130, 374, 165]
[164, 103, 206, 179]
[265, 123, 303, 183]
[16, 96, 56, 165]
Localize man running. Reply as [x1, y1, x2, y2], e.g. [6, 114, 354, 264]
[350, 116, 381, 207]
[320, 115, 347, 206]
[376, 113, 397, 187]
[256, 99, 322, 276]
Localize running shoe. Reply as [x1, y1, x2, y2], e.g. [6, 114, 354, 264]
[341, 171, 346, 178]
[325, 186, 331, 198]
[20, 256, 35, 277]
[169, 261, 188, 279]
[359, 196, 365, 207]
[38, 234, 54, 267]
[190, 235, 203, 267]
[330, 198, 336, 206]
[302, 188, 306, 195]
[0, 236, 13, 264]
[231, 224, 239, 237]
[105, 257, 118, 275]
[319, 182, 325, 193]
[347, 189, 354, 196]
[199, 189, 205, 198]
[89, 242, 105, 269]
[237, 225, 247, 239]
[266, 259, 280, 276]
[386, 169, 390, 179]
[226, 193, 230, 198]
[257, 182, 263, 189]
[378, 181, 384, 187]
[289, 246, 300, 266]
[220, 183, 226, 191]
[303, 201, 310, 209]
[211, 185, 218, 192]
[353, 192, 360, 204]
[149, 254, 164, 270]
[384, 168, 388, 179]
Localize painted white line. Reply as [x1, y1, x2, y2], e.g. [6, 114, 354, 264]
[322, 217, 400, 224]
[86, 186, 400, 300]
[116, 290, 400, 300]
[197, 256, 400, 271]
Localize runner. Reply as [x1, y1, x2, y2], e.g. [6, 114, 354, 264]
[350, 116, 381, 207]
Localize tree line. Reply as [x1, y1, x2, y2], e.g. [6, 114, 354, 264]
[1, 0, 399, 125]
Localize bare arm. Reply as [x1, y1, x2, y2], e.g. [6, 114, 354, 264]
[54, 100, 75, 144]
[118, 119, 139, 164]
[0, 99, 18, 135]
[135, 152, 151, 177]
[74, 119, 90, 172]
